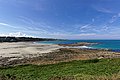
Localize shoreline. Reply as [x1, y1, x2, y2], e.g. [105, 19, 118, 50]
[0, 42, 61, 66]
[0, 42, 120, 66]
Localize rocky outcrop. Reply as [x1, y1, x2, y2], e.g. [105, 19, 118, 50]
[59, 42, 98, 46]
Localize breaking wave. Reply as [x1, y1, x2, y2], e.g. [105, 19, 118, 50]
[63, 46, 92, 49]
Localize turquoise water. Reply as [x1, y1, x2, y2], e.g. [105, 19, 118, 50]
[37, 40, 120, 50]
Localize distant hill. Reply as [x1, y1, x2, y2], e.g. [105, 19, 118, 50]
[0, 36, 58, 42]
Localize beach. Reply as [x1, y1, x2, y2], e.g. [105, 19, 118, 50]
[0, 42, 61, 66]
[0, 42, 120, 80]
[0, 42, 120, 66]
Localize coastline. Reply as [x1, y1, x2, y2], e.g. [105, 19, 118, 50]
[0, 42, 120, 66]
[0, 42, 60, 66]
[0, 41, 120, 80]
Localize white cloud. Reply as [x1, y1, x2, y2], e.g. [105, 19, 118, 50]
[46, 33, 92, 39]
[73, 24, 92, 33]
[18, 16, 53, 29]
[80, 24, 90, 29]
[0, 19, 69, 38]
[96, 7, 112, 13]
[93, 4, 113, 14]
[0, 22, 26, 30]
[75, 33, 96, 36]
[47, 33, 96, 38]
[0, 23, 17, 28]
[18, 16, 69, 35]
[102, 25, 109, 31]
[109, 13, 120, 23]
[0, 32, 34, 37]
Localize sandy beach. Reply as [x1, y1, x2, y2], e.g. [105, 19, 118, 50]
[0, 42, 120, 66]
[0, 42, 61, 65]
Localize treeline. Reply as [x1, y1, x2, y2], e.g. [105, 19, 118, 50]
[0, 37, 58, 42]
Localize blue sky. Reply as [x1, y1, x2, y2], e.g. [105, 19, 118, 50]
[0, 0, 120, 39]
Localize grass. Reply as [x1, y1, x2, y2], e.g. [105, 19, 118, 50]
[0, 58, 120, 80]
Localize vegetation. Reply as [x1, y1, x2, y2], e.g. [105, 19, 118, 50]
[0, 37, 59, 42]
[0, 58, 120, 80]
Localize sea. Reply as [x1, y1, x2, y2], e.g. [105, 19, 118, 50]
[36, 40, 120, 52]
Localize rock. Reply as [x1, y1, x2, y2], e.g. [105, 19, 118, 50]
[59, 42, 98, 46]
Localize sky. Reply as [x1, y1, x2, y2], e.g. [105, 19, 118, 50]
[0, 0, 120, 39]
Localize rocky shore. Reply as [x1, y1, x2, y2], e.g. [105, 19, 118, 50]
[58, 42, 98, 46]
[0, 42, 120, 67]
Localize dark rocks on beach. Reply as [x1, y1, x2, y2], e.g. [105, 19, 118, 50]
[59, 42, 98, 46]
[0, 48, 120, 67]
[110, 49, 120, 52]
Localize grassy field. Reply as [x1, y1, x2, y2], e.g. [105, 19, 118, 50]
[0, 58, 120, 80]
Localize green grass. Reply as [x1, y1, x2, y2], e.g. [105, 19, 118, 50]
[0, 58, 120, 80]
